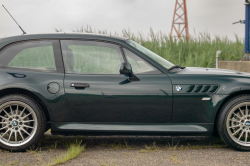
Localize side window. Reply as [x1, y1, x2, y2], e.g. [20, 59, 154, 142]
[123, 48, 162, 74]
[61, 40, 124, 74]
[0, 41, 56, 71]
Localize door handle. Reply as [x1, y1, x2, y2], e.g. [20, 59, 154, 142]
[71, 83, 90, 88]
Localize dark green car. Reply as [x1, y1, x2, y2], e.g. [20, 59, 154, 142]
[0, 33, 249, 151]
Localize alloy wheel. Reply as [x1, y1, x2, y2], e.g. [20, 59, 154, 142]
[0, 101, 38, 147]
[226, 102, 250, 146]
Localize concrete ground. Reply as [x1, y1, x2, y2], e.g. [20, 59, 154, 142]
[1, 132, 250, 166]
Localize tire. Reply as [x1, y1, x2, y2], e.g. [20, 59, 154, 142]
[0, 94, 46, 152]
[217, 94, 250, 151]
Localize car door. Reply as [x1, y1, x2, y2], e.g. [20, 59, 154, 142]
[61, 40, 172, 123]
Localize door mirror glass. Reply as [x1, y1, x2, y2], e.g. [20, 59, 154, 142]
[119, 62, 133, 76]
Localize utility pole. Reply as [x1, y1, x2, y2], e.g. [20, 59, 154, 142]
[234, 1, 250, 60]
[244, 1, 250, 59]
[170, 0, 189, 40]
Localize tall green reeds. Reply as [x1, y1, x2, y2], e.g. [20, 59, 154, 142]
[59, 26, 244, 68]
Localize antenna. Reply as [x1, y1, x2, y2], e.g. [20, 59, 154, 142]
[2, 5, 26, 34]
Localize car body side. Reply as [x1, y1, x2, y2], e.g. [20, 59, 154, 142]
[0, 34, 250, 136]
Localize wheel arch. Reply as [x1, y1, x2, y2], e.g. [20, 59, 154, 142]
[0, 87, 51, 125]
[213, 90, 250, 134]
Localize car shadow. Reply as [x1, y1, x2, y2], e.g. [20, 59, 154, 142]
[40, 131, 227, 150]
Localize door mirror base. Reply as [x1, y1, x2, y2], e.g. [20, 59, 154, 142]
[120, 63, 139, 81]
[128, 74, 140, 81]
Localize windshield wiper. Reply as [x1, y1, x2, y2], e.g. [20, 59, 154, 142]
[168, 65, 186, 71]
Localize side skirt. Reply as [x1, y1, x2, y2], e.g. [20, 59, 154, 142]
[50, 123, 214, 136]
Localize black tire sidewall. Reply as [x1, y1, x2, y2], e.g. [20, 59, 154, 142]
[218, 94, 250, 151]
[0, 94, 46, 152]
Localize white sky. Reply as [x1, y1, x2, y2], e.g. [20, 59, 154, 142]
[0, 0, 246, 40]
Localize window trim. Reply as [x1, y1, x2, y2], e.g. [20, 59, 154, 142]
[0, 39, 64, 74]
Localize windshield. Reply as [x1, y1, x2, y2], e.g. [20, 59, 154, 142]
[126, 40, 174, 69]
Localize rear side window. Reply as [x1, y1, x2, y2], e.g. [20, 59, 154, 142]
[0, 41, 56, 71]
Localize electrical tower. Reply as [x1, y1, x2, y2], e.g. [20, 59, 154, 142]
[170, 0, 189, 40]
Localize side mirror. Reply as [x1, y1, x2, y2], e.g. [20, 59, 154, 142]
[119, 62, 133, 76]
[119, 62, 139, 81]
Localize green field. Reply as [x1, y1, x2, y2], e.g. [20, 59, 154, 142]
[68, 26, 245, 68]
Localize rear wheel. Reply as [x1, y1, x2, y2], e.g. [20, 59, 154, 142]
[218, 95, 250, 151]
[0, 94, 46, 151]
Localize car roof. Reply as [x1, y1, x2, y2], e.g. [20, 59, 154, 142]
[0, 33, 129, 50]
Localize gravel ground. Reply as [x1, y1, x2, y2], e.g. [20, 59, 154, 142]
[0, 132, 250, 166]
[64, 148, 250, 166]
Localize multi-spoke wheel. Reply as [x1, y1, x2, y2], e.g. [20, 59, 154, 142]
[0, 95, 46, 152]
[0, 101, 37, 146]
[218, 95, 250, 151]
[226, 103, 250, 146]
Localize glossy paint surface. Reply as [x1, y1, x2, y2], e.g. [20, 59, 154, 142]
[64, 74, 172, 123]
[0, 69, 72, 122]
[0, 34, 250, 136]
[169, 67, 250, 124]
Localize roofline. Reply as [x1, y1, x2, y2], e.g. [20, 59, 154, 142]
[3, 33, 129, 41]
[0, 33, 130, 50]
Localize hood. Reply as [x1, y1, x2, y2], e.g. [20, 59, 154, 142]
[168, 67, 250, 94]
[173, 67, 250, 77]
[168, 67, 250, 86]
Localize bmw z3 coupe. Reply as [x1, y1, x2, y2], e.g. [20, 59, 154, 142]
[0, 33, 249, 151]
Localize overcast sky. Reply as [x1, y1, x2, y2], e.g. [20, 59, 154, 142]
[0, 0, 246, 39]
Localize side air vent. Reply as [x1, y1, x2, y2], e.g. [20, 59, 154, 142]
[186, 85, 195, 92]
[193, 85, 203, 93]
[209, 85, 220, 93]
[186, 85, 219, 93]
[201, 85, 211, 93]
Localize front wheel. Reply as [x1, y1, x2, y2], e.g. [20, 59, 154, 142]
[218, 95, 250, 151]
[0, 94, 46, 152]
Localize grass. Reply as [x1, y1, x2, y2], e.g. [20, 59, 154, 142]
[26, 145, 40, 154]
[164, 138, 227, 151]
[137, 138, 226, 153]
[145, 142, 157, 151]
[44, 140, 85, 166]
[100, 164, 117, 166]
[56, 25, 245, 68]
[166, 139, 179, 150]
[167, 142, 227, 151]
[170, 154, 181, 164]
[139, 142, 157, 153]
[6, 161, 19, 165]
[108, 140, 134, 150]
[49, 141, 57, 152]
